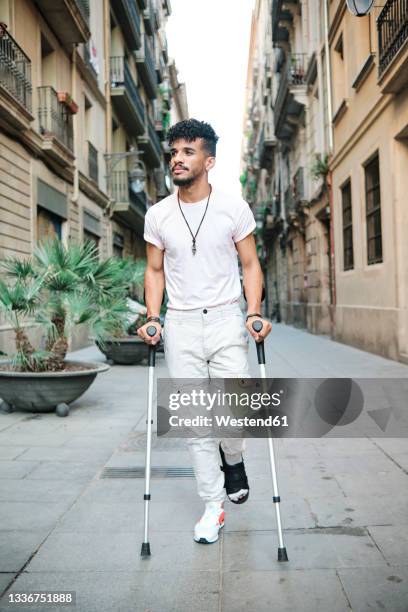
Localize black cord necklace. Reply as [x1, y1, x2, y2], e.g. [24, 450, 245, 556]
[177, 185, 212, 255]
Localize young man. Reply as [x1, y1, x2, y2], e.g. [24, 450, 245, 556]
[138, 118, 272, 544]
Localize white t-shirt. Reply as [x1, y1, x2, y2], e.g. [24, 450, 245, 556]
[143, 185, 256, 310]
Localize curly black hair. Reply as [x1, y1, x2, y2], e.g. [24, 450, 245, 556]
[167, 118, 219, 157]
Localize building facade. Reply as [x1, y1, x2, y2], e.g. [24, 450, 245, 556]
[329, 0, 408, 363]
[0, 0, 188, 353]
[242, 0, 408, 363]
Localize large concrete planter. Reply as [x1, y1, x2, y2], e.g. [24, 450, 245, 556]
[95, 337, 150, 365]
[0, 361, 109, 416]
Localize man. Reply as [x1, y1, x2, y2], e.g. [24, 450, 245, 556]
[138, 118, 272, 544]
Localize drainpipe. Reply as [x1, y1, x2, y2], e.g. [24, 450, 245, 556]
[323, 0, 336, 335]
[103, 0, 113, 256]
[71, 44, 79, 203]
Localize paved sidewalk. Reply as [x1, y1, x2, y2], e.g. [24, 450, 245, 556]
[0, 324, 408, 611]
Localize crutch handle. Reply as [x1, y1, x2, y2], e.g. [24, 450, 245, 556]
[147, 325, 158, 367]
[251, 320, 265, 365]
[146, 325, 157, 337]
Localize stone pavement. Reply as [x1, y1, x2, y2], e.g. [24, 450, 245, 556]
[0, 324, 408, 612]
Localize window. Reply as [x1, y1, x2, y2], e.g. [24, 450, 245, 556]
[113, 232, 124, 258]
[365, 154, 382, 264]
[37, 206, 63, 242]
[341, 180, 353, 270]
[333, 34, 345, 114]
[40, 33, 55, 86]
[83, 209, 101, 254]
[84, 229, 99, 251]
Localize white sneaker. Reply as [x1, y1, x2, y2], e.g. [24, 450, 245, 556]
[194, 501, 225, 544]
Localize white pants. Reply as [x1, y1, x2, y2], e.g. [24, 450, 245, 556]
[163, 301, 251, 503]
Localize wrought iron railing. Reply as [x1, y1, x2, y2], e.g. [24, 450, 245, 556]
[136, 33, 157, 87]
[109, 170, 146, 216]
[77, 0, 90, 24]
[143, 1, 156, 34]
[110, 56, 145, 120]
[88, 141, 98, 183]
[125, 0, 141, 37]
[37, 86, 73, 151]
[274, 53, 307, 127]
[0, 30, 32, 111]
[147, 115, 162, 159]
[109, 170, 129, 203]
[378, 0, 408, 75]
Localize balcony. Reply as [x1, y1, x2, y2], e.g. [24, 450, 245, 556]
[377, 0, 408, 93]
[135, 34, 158, 99]
[109, 170, 147, 234]
[37, 86, 74, 166]
[35, 0, 90, 44]
[111, 0, 141, 51]
[143, 1, 156, 35]
[293, 166, 305, 203]
[163, 0, 171, 17]
[258, 123, 276, 169]
[88, 141, 98, 183]
[137, 115, 162, 168]
[272, 0, 299, 46]
[110, 57, 145, 136]
[0, 30, 33, 130]
[156, 54, 166, 84]
[274, 53, 308, 140]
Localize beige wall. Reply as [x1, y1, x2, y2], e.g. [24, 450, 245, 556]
[330, 0, 408, 362]
[0, 132, 32, 258]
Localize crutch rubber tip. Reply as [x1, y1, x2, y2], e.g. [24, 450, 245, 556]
[141, 542, 151, 557]
[278, 547, 289, 562]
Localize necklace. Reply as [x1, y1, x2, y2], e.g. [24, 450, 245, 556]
[177, 185, 212, 255]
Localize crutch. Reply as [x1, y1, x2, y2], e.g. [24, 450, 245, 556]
[252, 319, 289, 562]
[140, 325, 158, 558]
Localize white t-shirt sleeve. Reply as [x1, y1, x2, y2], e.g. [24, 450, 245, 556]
[144, 207, 164, 250]
[232, 199, 256, 243]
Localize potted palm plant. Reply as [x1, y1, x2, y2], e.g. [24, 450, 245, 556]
[0, 239, 131, 416]
[93, 257, 165, 365]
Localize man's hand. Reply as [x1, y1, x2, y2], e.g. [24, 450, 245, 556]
[245, 316, 272, 342]
[137, 321, 162, 345]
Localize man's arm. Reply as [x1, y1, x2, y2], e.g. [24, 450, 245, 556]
[137, 243, 164, 345]
[235, 233, 272, 341]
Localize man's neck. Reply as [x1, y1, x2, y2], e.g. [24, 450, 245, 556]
[178, 180, 212, 204]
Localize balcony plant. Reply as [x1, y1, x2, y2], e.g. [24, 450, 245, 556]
[0, 239, 132, 416]
[311, 153, 329, 181]
[56, 92, 79, 114]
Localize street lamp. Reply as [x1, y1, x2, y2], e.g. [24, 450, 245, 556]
[129, 163, 146, 195]
[346, 0, 374, 15]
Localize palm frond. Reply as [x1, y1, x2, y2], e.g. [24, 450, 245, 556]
[0, 278, 42, 316]
[0, 257, 35, 280]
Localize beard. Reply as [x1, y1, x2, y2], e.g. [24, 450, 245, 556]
[172, 168, 199, 187]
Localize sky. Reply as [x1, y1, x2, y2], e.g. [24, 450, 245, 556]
[165, 0, 255, 196]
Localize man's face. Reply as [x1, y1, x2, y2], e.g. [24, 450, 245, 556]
[169, 138, 215, 186]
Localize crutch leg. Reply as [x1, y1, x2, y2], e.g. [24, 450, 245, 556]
[141, 325, 157, 558]
[252, 320, 289, 562]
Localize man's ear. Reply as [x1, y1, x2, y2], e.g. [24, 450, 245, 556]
[205, 157, 216, 172]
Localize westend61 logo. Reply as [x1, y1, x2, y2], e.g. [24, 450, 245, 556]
[157, 377, 408, 439]
[167, 388, 287, 429]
